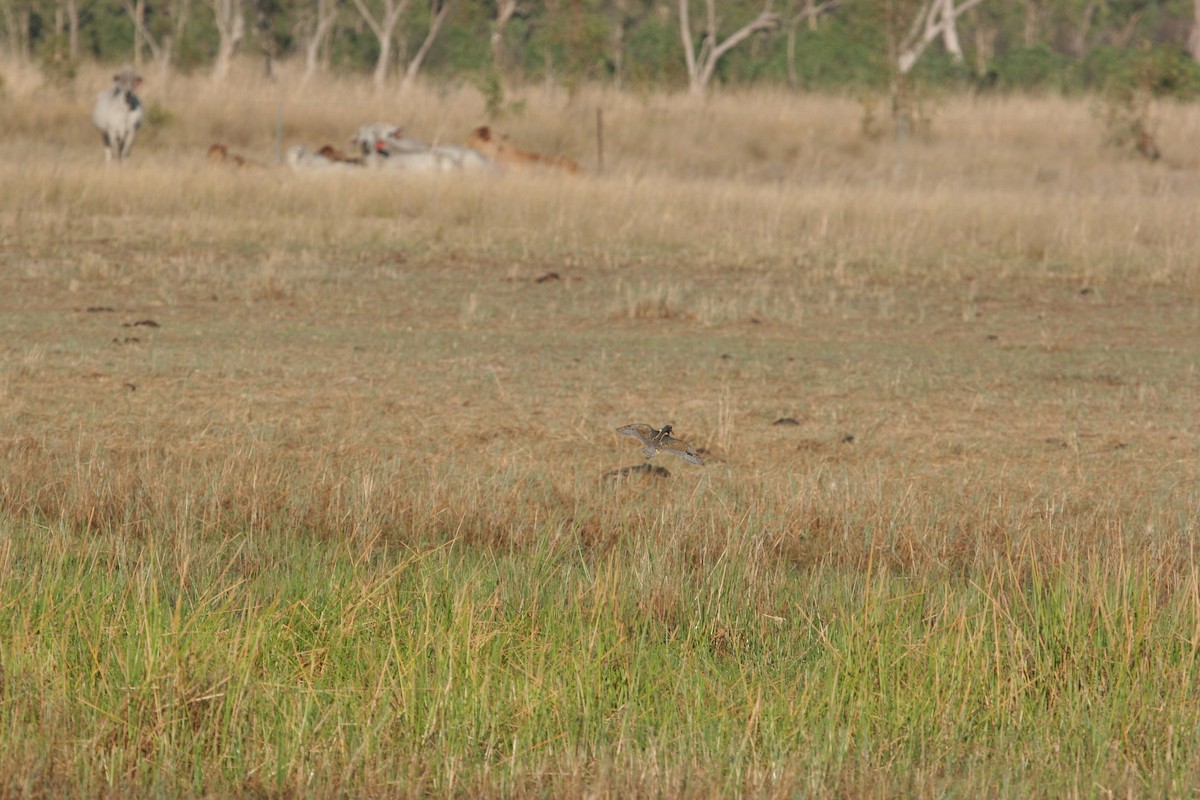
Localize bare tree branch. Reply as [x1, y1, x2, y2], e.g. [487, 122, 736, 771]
[399, 0, 454, 95]
[679, 0, 781, 95]
[490, 0, 522, 83]
[1191, 0, 1200, 63]
[786, 0, 840, 88]
[301, 0, 342, 86]
[209, 0, 245, 81]
[897, 0, 984, 75]
[349, 0, 410, 90]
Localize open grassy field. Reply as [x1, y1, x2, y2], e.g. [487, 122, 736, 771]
[0, 60, 1199, 797]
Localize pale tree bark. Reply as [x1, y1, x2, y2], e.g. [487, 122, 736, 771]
[1021, 0, 1038, 47]
[350, 0, 410, 91]
[679, 0, 781, 96]
[897, 0, 985, 75]
[66, 0, 80, 59]
[490, 0, 521, 84]
[210, 0, 245, 81]
[0, 1, 15, 60]
[785, 0, 840, 89]
[1190, 0, 1200, 62]
[398, 0, 454, 95]
[301, 0, 341, 86]
[19, 1, 29, 60]
[121, 0, 191, 78]
[0, 0, 21, 60]
[132, 0, 144, 67]
[611, 0, 628, 88]
[972, 23, 996, 76]
[1067, 0, 1096, 57]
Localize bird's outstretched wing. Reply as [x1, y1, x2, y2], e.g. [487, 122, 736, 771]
[616, 423, 704, 466]
[661, 445, 704, 466]
[616, 423, 655, 446]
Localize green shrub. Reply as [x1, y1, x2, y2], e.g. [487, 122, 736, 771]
[38, 32, 79, 88]
[991, 45, 1069, 92]
[1095, 44, 1199, 162]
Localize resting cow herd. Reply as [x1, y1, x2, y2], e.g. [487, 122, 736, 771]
[91, 67, 586, 177]
[279, 122, 579, 176]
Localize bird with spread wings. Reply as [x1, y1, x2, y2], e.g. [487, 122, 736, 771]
[616, 423, 704, 466]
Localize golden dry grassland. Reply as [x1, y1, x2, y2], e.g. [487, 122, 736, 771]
[0, 59, 1198, 797]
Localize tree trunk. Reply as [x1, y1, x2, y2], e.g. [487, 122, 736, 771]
[1069, 1, 1096, 58]
[0, 0, 34, 62]
[1191, 0, 1200, 63]
[350, 0, 408, 91]
[66, 0, 79, 60]
[0, 1, 15, 60]
[680, 0, 781, 96]
[170, 0, 192, 73]
[302, 0, 341, 86]
[211, 0, 246, 81]
[610, 0, 627, 88]
[973, 23, 996, 76]
[938, 0, 964, 62]
[398, 0, 453, 95]
[18, 3, 29, 60]
[1021, 0, 1038, 47]
[786, 21, 798, 89]
[785, 0, 841, 90]
[897, 0, 984, 75]
[490, 0, 519, 86]
[122, 0, 162, 68]
[133, 0, 145, 67]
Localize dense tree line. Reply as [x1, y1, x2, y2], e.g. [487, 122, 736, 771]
[5, 0, 1200, 97]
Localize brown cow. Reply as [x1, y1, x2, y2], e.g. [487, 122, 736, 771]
[206, 143, 263, 168]
[317, 145, 364, 165]
[465, 126, 583, 175]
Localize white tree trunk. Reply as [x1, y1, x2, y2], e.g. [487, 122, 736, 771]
[897, 0, 984, 75]
[302, 0, 341, 85]
[133, 0, 144, 67]
[786, 0, 840, 88]
[1191, 0, 1200, 62]
[679, 0, 781, 96]
[939, 0, 964, 61]
[398, 0, 454, 95]
[210, 0, 245, 81]
[0, 0, 20, 60]
[123, 0, 189, 78]
[66, 0, 80, 59]
[350, 0, 409, 91]
[490, 0, 520, 84]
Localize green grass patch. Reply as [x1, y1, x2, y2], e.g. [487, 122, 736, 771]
[2, 522, 1199, 796]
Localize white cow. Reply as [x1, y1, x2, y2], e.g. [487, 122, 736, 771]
[429, 144, 494, 171]
[351, 122, 495, 173]
[350, 122, 429, 157]
[92, 66, 144, 163]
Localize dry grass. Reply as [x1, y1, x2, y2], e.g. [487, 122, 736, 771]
[0, 58, 1199, 797]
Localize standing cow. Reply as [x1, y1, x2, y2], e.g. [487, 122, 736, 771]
[92, 66, 145, 163]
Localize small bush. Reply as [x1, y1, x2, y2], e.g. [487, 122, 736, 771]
[991, 45, 1069, 92]
[145, 102, 175, 129]
[38, 33, 79, 89]
[1094, 45, 1200, 162]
